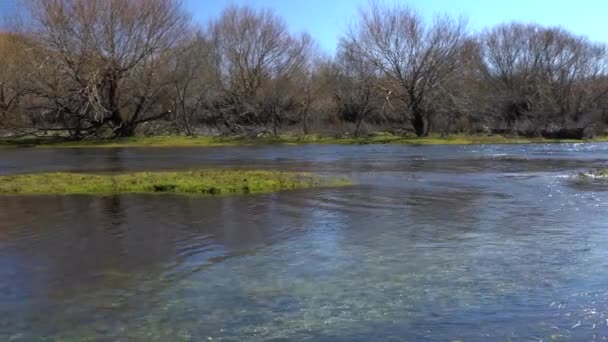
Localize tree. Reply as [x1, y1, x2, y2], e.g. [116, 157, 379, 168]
[3, 1, 608, 139]
[167, 30, 220, 135]
[209, 5, 315, 135]
[334, 41, 379, 136]
[24, 0, 190, 137]
[345, 2, 469, 136]
[0, 32, 22, 125]
[481, 23, 608, 133]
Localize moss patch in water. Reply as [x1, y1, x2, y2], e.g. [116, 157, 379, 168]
[0, 170, 351, 195]
[595, 169, 608, 177]
[574, 168, 608, 181]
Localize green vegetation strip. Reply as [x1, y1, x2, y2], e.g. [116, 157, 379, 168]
[595, 169, 608, 177]
[0, 170, 351, 195]
[575, 168, 608, 180]
[2, 133, 608, 149]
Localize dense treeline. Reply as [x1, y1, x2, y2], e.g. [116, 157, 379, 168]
[1, 0, 608, 139]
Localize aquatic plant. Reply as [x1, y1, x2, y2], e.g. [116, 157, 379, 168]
[573, 169, 608, 181]
[0, 170, 351, 195]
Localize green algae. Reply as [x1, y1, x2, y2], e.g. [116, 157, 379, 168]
[0, 170, 351, 195]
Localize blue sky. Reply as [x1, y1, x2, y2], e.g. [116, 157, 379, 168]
[1, 0, 605, 53]
[186, 0, 608, 54]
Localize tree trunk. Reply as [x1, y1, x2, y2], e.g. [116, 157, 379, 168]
[0, 85, 5, 111]
[409, 95, 427, 137]
[301, 89, 312, 135]
[412, 111, 426, 137]
[424, 113, 432, 136]
[354, 113, 364, 137]
[442, 117, 452, 137]
[181, 103, 193, 136]
[272, 109, 278, 137]
[113, 122, 136, 137]
[302, 111, 309, 135]
[107, 75, 135, 137]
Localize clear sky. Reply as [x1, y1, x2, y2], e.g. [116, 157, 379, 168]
[185, 0, 608, 54]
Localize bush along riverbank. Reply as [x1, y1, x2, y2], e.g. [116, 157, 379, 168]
[0, 170, 352, 196]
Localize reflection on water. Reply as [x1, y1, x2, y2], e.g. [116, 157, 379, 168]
[1, 144, 608, 340]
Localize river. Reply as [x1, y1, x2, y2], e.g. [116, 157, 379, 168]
[1, 143, 608, 341]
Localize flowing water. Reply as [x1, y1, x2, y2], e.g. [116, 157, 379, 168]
[1, 143, 608, 341]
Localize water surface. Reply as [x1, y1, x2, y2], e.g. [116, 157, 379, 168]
[1, 143, 608, 341]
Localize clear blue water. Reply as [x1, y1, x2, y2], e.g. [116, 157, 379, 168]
[1, 143, 608, 341]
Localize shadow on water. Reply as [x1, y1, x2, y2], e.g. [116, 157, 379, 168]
[1, 144, 608, 340]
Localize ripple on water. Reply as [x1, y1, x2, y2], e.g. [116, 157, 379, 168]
[2, 144, 608, 340]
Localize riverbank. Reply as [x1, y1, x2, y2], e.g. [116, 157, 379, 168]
[1, 133, 607, 149]
[0, 170, 351, 195]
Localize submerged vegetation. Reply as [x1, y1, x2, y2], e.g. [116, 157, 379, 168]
[1, 133, 607, 149]
[574, 169, 608, 181]
[0, 170, 351, 195]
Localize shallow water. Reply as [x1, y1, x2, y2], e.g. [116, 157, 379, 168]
[1, 143, 608, 341]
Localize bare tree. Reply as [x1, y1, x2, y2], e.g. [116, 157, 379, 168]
[345, 2, 469, 136]
[23, 0, 190, 137]
[4, 1, 608, 139]
[0, 32, 22, 124]
[334, 41, 379, 136]
[166, 30, 220, 135]
[209, 5, 315, 135]
[481, 23, 608, 134]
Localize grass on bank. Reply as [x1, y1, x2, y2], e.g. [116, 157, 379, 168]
[0, 170, 351, 195]
[2, 132, 608, 148]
